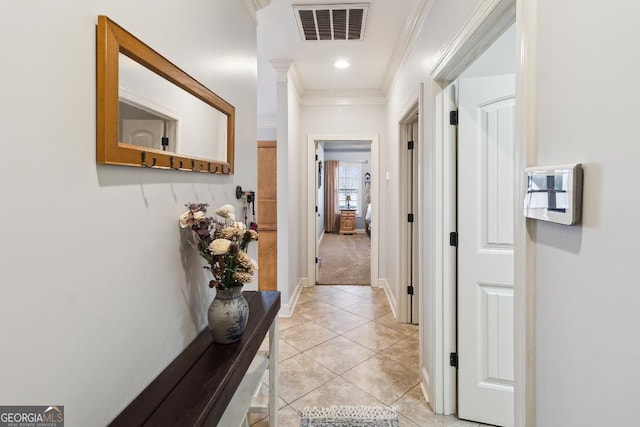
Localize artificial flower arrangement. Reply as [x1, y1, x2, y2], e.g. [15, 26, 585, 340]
[179, 203, 258, 290]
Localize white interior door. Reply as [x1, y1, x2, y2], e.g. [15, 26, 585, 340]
[400, 112, 420, 324]
[457, 74, 515, 426]
[122, 119, 165, 149]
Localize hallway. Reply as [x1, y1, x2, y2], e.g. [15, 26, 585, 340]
[251, 285, 483, 426]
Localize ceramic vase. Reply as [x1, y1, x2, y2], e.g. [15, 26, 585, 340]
[207, 286, 249, 344]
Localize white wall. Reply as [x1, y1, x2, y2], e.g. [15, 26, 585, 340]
[385, 0, 483, 405]
[389, 0, 640, 422]
[0, 2, 257, 425]
[300, 103, 385, 280]
[288, 81, 303, 299]
[533, 1, 640, 424]
[274, 72, 303, 313]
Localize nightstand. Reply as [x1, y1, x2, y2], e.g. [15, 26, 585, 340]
[339, 209, 357, 234]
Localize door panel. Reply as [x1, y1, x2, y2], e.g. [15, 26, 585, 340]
[483, 98, 515, 247]
[458, 74, 515, 427]
[122, 119, 164, 148]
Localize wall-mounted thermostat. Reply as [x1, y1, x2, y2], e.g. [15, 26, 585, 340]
[523, 163, 583, 225]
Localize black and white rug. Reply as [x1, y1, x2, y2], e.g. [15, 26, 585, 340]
[299, 405, 399, 427]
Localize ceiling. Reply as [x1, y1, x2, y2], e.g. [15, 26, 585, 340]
[256, 0, 426, 124]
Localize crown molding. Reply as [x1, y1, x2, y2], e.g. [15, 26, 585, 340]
[269, 61, 385, 106]
[430, 0, 515, 81]
[269, 59, 304, 98]
[301, 89, 386, 106]
[243, 0, 272, 24]
[269, 59, 293, 81]
[382, 0, 434, 93]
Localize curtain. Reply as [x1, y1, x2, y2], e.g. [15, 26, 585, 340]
[324, 160, 339, 232]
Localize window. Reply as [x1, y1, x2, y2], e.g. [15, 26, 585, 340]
[338, 162, 361, 215]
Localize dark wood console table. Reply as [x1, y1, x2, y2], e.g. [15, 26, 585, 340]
[110, 291, 281, 427]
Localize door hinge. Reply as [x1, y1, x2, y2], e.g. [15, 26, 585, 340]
[315, 257, 319, 264]
[315, 154, 318, 160]
[408, 213, 414, 223]
[449, 109, 459, 126]
[450, 352, 458, 368]
[408, 140, 414, 150]
[407, 285, 414, 295]
[315, 205, 318, 213]
[449, 231, 458, 247]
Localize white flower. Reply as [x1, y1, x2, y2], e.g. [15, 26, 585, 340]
[179, 210, 205, 228]
[215, 204, 236, 219]
[232, 221, 247, 231]
[209, 239, 232, 255]
[179, 211, 192, 228]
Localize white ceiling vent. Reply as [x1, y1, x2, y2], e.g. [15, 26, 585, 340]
[293, 3, 369, 41]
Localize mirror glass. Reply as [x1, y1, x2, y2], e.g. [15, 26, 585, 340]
[97, 16, 235, 173]
[118, 54, 227, 161]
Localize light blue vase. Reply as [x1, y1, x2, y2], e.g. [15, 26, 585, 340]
[207, 286, 249, 344]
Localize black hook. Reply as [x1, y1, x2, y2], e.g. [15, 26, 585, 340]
[235, 185, 255, 201]
[141, 151, 156, 168]
[190, 160, 205, 171]
[170, 156, 182, 170]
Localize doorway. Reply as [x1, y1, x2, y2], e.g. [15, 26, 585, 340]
[399, 107, 420, 324]
[316, 141, 372, 286]
[306, 134, 380, 290]
[427, 0, 526, 421]
[455, 71, 516, 426]
[439, 20, 517, 427]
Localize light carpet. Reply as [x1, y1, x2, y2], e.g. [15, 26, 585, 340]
[299, 405, 399, 427]
[317, 232, 370, 285]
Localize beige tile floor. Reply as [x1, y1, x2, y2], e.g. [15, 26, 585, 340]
[250, 285, 484, 426]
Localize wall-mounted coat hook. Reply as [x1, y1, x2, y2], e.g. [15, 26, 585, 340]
[170, 156, 182, 170]
[235, 185, 255, 202]
[141, 151, 156, 168]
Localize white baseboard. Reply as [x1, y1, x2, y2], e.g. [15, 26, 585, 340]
[378, 279, 399, 319]
[421, 366, 433, 407]
[279, 278, 305, 317]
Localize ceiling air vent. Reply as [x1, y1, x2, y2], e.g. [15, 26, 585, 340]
[293, 3, 369, 41]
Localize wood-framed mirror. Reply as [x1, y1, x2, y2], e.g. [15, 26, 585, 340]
[96, 15, 235, 174]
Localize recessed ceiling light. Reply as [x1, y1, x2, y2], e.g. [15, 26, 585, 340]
[334, 59, 350, 69]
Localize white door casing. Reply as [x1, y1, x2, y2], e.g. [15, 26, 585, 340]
[457, 74, 515, 426]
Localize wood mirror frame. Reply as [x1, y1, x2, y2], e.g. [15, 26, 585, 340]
[96, 15, 235, 174]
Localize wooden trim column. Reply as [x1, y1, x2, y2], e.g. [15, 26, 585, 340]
[257, 141, 277, 290]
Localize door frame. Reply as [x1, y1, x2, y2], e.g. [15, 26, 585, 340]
[427, 0, 537, 423]
[398, 92, 423, 325]
[306, 134, 380, 290]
